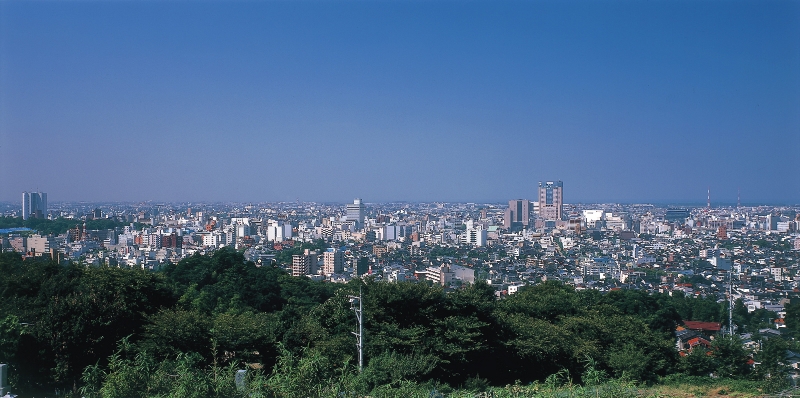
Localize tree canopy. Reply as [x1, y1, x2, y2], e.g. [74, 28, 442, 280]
[0, 249, 792, 396]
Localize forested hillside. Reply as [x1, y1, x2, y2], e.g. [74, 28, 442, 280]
[0, 249, 796, 397]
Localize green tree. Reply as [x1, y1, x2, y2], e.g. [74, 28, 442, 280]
[499, 314, 575, 382]
[756, 337, 789, 391]
[434, 281, 498, 383]
[607, 343, 654, 382]
[782, 302, 800, 337]
[138, 308, 212, 361]
[35, 266, 174, 384]
[81, 338, 243, 398]
[678, 347, 716, 376]
[711, 335, 751, 378]
[0, 314, 21, 363]
[732, 298, 750, 331]
[356, 351, 439, 392]
[165, 247, 291, 314]
[598, 289, 680, 338]
[500, 281, 579, 321]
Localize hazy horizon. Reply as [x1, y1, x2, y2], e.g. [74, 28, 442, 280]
[2, 198, 798, 208]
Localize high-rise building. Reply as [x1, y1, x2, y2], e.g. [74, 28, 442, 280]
[22, 191, 47, 220]
[538, 181, 563, 221]
[462, 225, 487, 247]
[292, 254, 310, 277]
[346, 199, 365, 229]
[766, 214, 780, 231]
[323, 248, 343, 275]
[504, 199, 531, 229]
[292, 250, 318, 277]
[22, 193, 29, 220]
[266, 220, 292, 242]
[356, 257, 370, 276]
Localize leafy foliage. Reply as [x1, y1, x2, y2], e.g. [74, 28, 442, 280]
[0, 249, 792, 396]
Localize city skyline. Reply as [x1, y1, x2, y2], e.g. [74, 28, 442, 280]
[4, 194, 800, 209]
[4, 191, 800, 208]
[1, 1, 798, 204]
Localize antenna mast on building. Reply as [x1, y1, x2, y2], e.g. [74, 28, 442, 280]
[707, 188, 710, 209]
[349, 287, 364, 372]
[737, 188, 740, 208]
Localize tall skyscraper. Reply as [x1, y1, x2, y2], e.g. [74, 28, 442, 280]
[538, 181, 563, 221]
[504, 199, 531, 229]
[346, 198, 365, 229]
[22, 191, 47, 220]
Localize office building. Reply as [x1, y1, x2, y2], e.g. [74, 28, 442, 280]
[266, 220, 292, 242]
[665, 208, 690, 224]
[346, 199, 365, 229]
[26, 234, 55, 255]
[22, 191, 47, 220]
[538, 181, 563, 221]
[504, 199, 531, 229]
[766, 214, 780, 231]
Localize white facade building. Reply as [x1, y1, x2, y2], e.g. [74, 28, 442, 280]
[345, 199, 365, 229]
[462, 226, 487, 247]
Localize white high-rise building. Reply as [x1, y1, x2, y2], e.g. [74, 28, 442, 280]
[201, 232, 224, 248]
[266, 220, 292, 242]
[345, 199, 365, 229]
[22, 191, 47, 220]
[462, 225, 487, 247]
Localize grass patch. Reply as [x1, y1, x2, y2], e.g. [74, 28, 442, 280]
[641, 374, 780, 397]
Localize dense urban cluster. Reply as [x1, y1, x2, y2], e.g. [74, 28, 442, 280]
[6, 188, 800, 315]
[1, 185, 799, 396]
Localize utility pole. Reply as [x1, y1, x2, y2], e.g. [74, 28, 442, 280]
[349, 287, 364, 372]
[729, 270, 734, 336]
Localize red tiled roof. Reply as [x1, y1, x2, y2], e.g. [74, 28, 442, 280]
[683, 320, 722, 332]
[687, 337, 711, 348]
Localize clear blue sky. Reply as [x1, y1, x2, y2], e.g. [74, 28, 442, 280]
[1, 1, 798, 204]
